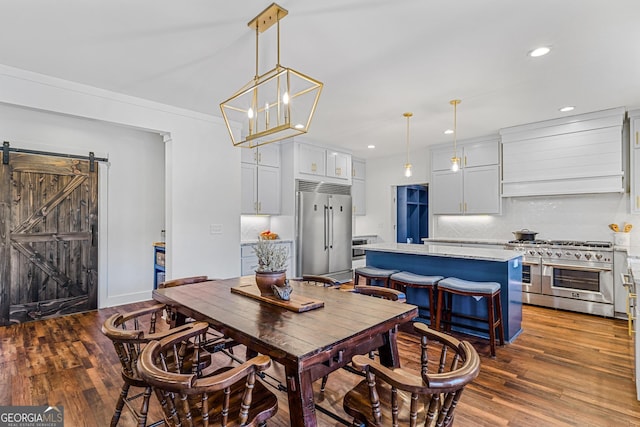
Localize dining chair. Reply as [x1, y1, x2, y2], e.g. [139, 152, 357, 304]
[319, 285, 406, 393]
[159, 276, 239, 357]
[137, 320, 279, 427]
[102, 304, 210, 427]
[343, 322, 481, 427]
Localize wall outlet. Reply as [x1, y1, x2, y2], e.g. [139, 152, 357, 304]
[210, 224, 223, 234]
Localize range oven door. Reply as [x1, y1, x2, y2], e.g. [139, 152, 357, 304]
[542, 263, 613, 304]
[522, 259, 542, 294]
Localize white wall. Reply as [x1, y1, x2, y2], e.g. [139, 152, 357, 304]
[0, 64, 241, 307]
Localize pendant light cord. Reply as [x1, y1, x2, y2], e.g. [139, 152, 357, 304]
[406, 114, 410, 164]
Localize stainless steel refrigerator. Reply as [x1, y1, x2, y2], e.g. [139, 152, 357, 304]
[296, 183, 352, 283]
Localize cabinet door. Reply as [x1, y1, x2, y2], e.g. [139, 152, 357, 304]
[352, 158, 366, 180]
[241, 147, 257, 164]
[631, 118, 640, 213]
[463, 140, 499, 168]
[352, 179, 366, 215]
[431, 170, 463, 214]
[463, 165, 501, 214]
[431, 147, 456, 171]
[327, 151, 350, 179]
[257, 166, 280, 215]
[633, 150, 640, 213]
[257, 144, 280, 167]
[241, 163, 258, 214]
[298, 144, 326, 176]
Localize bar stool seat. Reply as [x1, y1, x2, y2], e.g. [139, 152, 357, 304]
[354, 267, 399, 288]
[435, 277, 505, 357]
[389, 272, 443, 325]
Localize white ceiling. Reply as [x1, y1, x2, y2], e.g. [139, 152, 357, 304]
[2, 0, 640, 159]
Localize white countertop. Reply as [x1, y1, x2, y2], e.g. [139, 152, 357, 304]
[361, 243, 521, 262]
[241, 239, 294, 246]
[422, 237, 508, 246]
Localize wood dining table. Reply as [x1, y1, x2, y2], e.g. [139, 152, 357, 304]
[152, 276, 418, 427]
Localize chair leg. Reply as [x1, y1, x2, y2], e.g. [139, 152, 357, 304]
[320, 375, 328, 392]
[354, 272, 360, 286]
[435, 290, 444, 331]
[428, 287, 435, 326]
[487, 295, 496, 357]
[137, 386, 153, 427]
[111, 383, 130, 427]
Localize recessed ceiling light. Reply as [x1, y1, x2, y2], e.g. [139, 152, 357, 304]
[367, 145, 375, 149]
[444, 129, 454, 135]
[559, 106, 575, 112]
[294, 123, 304, 129]
[528, 46, 551, 57]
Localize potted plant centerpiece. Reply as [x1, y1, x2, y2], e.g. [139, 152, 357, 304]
[253, 239, 290, 297]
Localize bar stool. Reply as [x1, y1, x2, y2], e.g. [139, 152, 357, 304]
[435, 277, 505, 357]
[388, 271, 443, 325]
[354, 266, 399, 288]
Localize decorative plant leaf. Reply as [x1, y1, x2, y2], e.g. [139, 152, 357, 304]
[253, 239, 288, 272]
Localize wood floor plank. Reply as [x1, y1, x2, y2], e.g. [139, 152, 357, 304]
[0, 301, 638, 426]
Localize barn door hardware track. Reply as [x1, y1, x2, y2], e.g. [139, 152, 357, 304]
[2, 141, 108, 165]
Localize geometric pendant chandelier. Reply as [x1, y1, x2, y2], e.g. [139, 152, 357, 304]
[220, 3, 323, 148]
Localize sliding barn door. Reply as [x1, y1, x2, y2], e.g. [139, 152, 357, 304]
[0, 153, 98, 325]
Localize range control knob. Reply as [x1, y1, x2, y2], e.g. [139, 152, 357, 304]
[595, 253, 603, 260]
[584, 253, 592, 260]
[574, 252, 581, 259]
[537, 250, 544, 256]
[546, 250, 553, 256]
[529, 250, 536, 256]
[555, 252, 562, 257]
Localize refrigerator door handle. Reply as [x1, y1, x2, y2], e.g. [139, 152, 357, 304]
[329, 205, 334, 249]
[324, 205, 329, 250]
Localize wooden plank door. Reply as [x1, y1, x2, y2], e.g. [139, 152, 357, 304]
[0, 153, 98, 325]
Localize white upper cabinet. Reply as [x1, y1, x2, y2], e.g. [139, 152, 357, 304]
[501, 107, 625, 197]
[430, 136, 501, 215]
[351, 157, 366, 215]
[629, 110, 640, 213]
[327, 151, 350, 180]
[352, 158, 366, 180]
[295, 142, 352, 184]
[241, 144, 281, 215]
[297, 143, 326, 177]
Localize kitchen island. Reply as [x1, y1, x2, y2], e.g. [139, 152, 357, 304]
[362, 243, 523, 341]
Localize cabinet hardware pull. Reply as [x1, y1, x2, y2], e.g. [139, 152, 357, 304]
[637, 196, 640, 209]
[258, 202, 261, 212]
[464, 202, 467, 212]
[336, 167, 341, 176]
[459, 202, 463, 212]
[627, 292, 637, 336]
[311, 162, 317, 172]
[464, 156, 467, 166]
[636, 131, 639, 146]
[258, 152, 262, 163]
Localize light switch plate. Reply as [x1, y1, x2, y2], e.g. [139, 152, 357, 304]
[210, 224, 223, 234]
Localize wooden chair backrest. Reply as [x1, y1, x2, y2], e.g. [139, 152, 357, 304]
[138, 322, 278, 426]
[353, 284, 406, 302]
[298, 274, 341, 287]
[158, 275, 209, 289]
[346, 322, 480, 427]
[101, 304, 194, 381]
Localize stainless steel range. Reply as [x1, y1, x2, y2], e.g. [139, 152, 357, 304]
[505, 240, 614, 317]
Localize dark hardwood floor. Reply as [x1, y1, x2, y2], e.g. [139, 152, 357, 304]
[0, 302, 638, 426]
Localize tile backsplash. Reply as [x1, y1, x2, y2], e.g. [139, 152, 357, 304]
[240, 216, 271, 241]
[434, 192, 635, 244]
